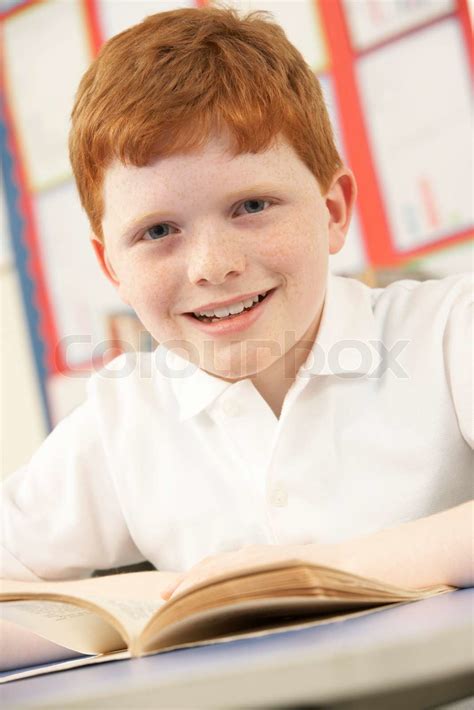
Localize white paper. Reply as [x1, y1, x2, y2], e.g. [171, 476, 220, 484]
[225, 0, 327, 71]
[98, 0, 196, 40]
[99, 0, 327, 71]
[3, 0, 92, 189]
[33, 181, 123, 367]
[344, 0, 455, 51]
[357, 19, 473, 252]
[0, 618, 85, 673]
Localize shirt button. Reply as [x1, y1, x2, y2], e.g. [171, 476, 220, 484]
[269, 486, 288, 508]
[221, 400, 242, 417]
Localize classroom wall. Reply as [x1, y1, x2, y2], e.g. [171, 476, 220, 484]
[1, 182, 46, 478]
[1, 0, 473, 479]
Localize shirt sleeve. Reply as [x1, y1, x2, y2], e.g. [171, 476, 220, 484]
[443, 274, 474, 449]
[0, 380, 145, 581]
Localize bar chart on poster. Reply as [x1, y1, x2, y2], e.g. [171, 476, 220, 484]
[357, 19, 472, 252]
[1, 0, 472, 428]
[343, 0, 455, 49]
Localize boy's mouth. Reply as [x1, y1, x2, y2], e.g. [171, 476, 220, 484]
[181, 287, 277, 335]
[187, 289, 274, 323]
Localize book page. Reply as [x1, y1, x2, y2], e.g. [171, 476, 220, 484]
[0, 571, 177, 652]
[0, 600, 125, 658]
[134, 561, 453, 654]
[142, 594, 396, 652]
[1, 570, 177, 602]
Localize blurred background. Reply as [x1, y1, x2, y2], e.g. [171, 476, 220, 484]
[1, 0, 473, 478]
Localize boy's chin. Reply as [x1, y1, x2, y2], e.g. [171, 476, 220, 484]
[199, 351, 277, 382]
[161, 338, 282, 381]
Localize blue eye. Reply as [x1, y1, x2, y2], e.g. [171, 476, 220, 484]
[239, 199, 269, 215]
[144, 224, 172, 241]
[140, 199, 272, 241]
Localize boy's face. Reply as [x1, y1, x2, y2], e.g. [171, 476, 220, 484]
[93, 131, 355, 381]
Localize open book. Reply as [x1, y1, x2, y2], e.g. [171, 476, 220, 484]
[0, 560, 454, 683]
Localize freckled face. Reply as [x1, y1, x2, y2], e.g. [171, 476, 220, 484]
[99, 133, 335, 380]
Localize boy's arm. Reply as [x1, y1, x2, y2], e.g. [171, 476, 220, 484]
[1, 388, 143, 581]
[316, 500, 474, 590]
[162, 501, 473, 599]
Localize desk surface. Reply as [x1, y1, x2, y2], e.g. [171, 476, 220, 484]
[2, 589, 473, 710]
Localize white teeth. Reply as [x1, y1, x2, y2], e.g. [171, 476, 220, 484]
[194, 292, 266, 319]
[227, 302, 246, 316]
[214, 304, 236, 318]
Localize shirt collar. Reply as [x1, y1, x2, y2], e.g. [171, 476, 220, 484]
[157, 346, 233, 422]
[162, 274, 377, 421]
[299, 273, 377, 377]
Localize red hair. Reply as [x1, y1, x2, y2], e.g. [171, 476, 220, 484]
[69, 5, 342, 242]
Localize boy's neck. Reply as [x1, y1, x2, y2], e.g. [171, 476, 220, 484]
[250, 310, 322, 419]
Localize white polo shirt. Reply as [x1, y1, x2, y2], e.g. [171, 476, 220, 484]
[1, 274, 472, 581]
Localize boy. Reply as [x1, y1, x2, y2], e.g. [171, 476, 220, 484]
[1, 7, 472, 600]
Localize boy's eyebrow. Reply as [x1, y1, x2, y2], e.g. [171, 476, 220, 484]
[120, 211, 174, 239]
[219, 184, 285, 202]
[120, 184, 285, 238]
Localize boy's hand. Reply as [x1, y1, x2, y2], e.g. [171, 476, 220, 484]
[161, 502, 474, 600]
[160, 542, 342, 601]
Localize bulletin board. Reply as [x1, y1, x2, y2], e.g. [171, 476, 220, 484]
[1, 0, 472, 430]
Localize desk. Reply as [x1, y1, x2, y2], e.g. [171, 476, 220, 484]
[1, 589, 473, 709]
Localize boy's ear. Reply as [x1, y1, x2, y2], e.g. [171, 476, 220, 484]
[324, 168, 357, 255]
[90, 237, 130, 306]
[90, 235, 120, 287]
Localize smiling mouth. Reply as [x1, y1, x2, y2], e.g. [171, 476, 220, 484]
[188, 290, 273, 323]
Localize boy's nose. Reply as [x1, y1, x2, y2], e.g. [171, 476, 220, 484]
[186, 228, 246, 285]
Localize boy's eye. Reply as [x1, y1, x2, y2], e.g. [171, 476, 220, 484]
[141, 199, 271, 241]
[143, 223, 175, 241]
[235, 199, 271, 216]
